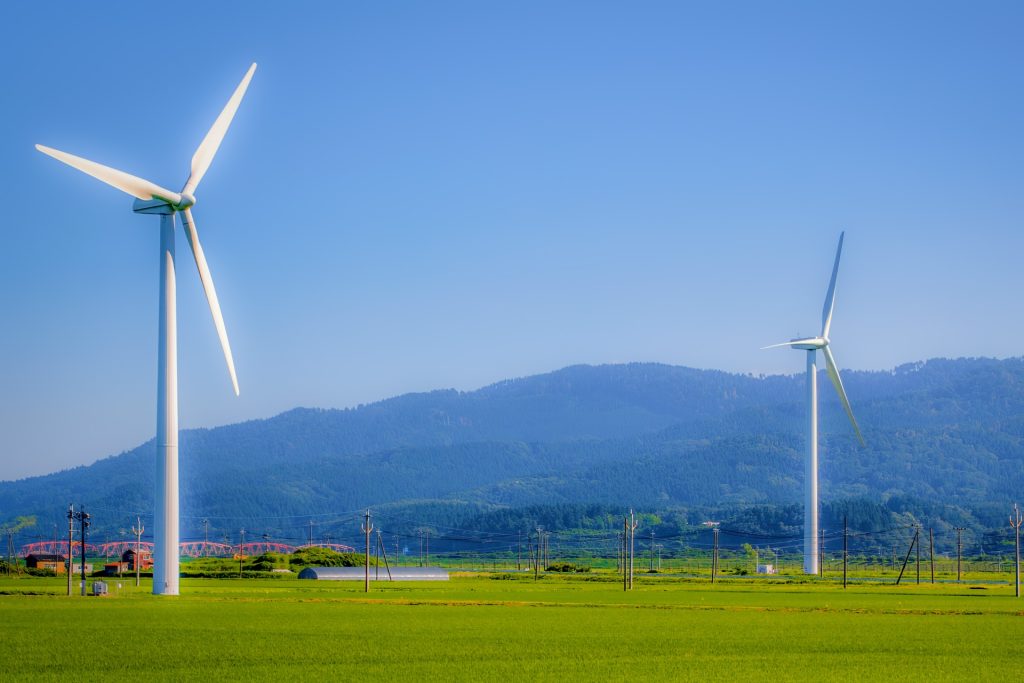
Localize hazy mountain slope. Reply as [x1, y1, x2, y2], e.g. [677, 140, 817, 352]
[2, 358, 1023, 541]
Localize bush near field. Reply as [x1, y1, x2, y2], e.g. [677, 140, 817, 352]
[179, 547, 374, 578]
[545, 562, 591, 573]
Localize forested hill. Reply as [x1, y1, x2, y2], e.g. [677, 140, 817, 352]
[2, 358, 1023, 541]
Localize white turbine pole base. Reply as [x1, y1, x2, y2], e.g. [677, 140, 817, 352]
[154, 211, 179, 596]
[805, 349, 819, 575]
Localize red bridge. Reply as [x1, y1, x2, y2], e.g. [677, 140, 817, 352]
[19, 541, 99, 557]
[21, 540, 354, 557]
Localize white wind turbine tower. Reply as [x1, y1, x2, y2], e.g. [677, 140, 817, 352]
[36, 63, 256, 595]
[765, 232, 864, 574]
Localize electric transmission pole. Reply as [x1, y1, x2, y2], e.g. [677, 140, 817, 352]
[308, 519, 314, 547]
[376, 531, 392, 581]
[955, 527, 965, 583]
[72, 508, 90, 595]
[896, 528, 918, 586]
[238, 528, 246, 577]
[1011, 504, 1022, 598]
[819, 527, 824, 577]
[131, 517, 145, 587]
[375, 530, 381, 580]
[916, 525, 921, 585]
[626, 509, 634, 589]
[536, 528, 544, 581]
[66, 504, 74, 596]
[712, 526, 720, 584]
[650, 530, 655, 572]
[843, 515, 848, 589]
[202, 518, 209, 545]
[622, 518, 628, 592]
[929, 527, 935, 585]
[362, 509, 373, 593]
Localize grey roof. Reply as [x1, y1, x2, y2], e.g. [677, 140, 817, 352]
[298, 566, 449, 581]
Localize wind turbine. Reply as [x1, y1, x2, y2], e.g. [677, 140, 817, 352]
[36, 63, 256, 595]
[764, 231, 864, 575]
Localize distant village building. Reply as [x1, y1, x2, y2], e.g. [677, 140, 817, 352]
[756, 563, 777, 575]
[122, 548, 153, 571]
[25, 554, 67, 573]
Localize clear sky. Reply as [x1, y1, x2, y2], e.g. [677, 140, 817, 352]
[1, 1, 1022, 480]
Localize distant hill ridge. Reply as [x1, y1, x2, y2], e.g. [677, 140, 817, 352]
[2, 358, 1023, 539]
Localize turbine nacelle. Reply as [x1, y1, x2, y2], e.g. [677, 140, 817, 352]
[791, 337, 827, 350]
[761, 337, 827, 351]
[132, 192, 195, 215]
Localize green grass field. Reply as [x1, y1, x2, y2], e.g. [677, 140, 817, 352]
[2, 573, 1021, 681]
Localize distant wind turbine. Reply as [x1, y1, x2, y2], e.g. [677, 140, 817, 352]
[764, 231, 864, 575]
[36, 63, 257, 595]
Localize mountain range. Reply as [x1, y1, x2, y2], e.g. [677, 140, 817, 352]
[2, 357, 1023, 548]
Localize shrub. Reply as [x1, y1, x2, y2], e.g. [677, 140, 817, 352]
[290, 546, 370, 569]
[546, 562, 591, 573]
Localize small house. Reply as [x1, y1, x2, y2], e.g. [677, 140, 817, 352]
[25, 554, 67, 574]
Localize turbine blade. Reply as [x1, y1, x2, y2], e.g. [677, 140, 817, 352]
[35, 144, 181, 205]
[821, 231, 844, 338]
[181, 208, 239, 396]
[183, 63, 257, 195]
[822, 345, 864, 446]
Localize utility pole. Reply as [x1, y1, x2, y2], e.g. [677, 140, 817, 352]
[929, 527, 935, 585]
[66, 504, 74, 597]
[819, 527, 824, 577]
[650, 530, 655, 572]
[425, 530, 430, 566]
[843, 515, 848, 589]
[622, 518, 628, 592]
[131, 517, 144, 587]
[361, 509, 373, 593]
[375, 530, 382, 580]
[916, 526, 921, 585]
[1011, 504, 1023, 598]
[712, 526, 720, 584]
[897, 528, 918, 586]
[308, 519, 314, 547]
[238, 528, 246, 577]
[628, 511, 638, 590]
[202, 518, 209, 545]
[73, 509, 90, 596]
[517, 530, 522, 571]
[376, 531, 392, 581]
[536, 528, 544, 581]
[418, 531, 423, 567]
[954, 528, 962, 581]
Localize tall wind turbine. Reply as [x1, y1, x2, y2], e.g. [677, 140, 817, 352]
[765, 232, 864, 574]
[36, 63, 256, 595]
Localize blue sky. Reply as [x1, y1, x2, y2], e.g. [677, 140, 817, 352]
[2, 1, 1022, 480]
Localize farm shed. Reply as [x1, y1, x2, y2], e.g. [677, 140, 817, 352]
[25, 554, 67, 573]
[298, 566, 449, 581]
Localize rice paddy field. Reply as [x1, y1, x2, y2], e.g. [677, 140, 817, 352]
[2, 573, 1022, 681]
